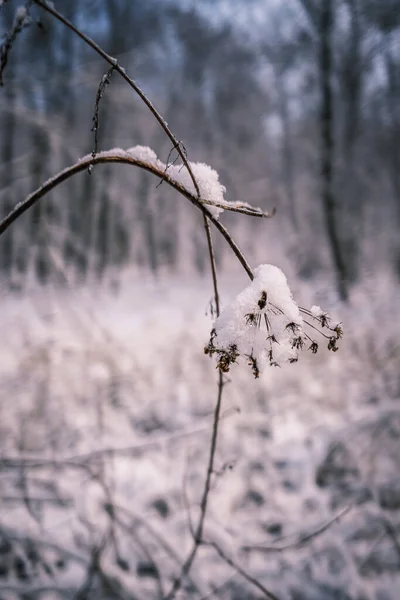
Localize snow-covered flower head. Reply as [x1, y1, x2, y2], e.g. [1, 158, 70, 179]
[205, 265, 343, 378]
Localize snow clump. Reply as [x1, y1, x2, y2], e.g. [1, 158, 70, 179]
[168, 162, 226, 219]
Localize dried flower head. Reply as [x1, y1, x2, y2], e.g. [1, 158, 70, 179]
[205, 264, 343, 378]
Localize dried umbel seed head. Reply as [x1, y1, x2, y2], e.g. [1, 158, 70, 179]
[204, 265, 343, 378]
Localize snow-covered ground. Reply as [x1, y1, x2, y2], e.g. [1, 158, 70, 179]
[0, 272, 399, 599]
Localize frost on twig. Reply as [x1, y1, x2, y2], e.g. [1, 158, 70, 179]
[166, 161, 226, 219]
[205, 264, 343, 378]
[0, 5, 32, 86]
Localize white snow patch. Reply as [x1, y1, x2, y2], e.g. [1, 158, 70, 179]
[311, 305, 326, 319]
[126, 145, 163, 168]
[167, 161, 226, 218]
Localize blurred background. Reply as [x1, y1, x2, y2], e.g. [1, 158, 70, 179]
[0, 1, 400, 599]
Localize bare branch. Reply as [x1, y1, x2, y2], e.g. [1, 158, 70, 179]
[206, 540, 281, 600]
[90, 66, 116, 171]
[242, 505, 351, 553]
[0, 3, 32, 85]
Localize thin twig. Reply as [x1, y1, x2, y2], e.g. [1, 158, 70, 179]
[115, 504, 205, 596]
[242, 504, 351, 553]
[203, 216, 220, 316]
[90, 66, 115, 171]
[198, 572, 238, 600]
[206, 540, 281, 600]
[113, 514, 165, 599]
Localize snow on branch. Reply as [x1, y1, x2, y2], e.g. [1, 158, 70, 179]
[113, 145, 273, 219]
[0, 148, 257, 279]
[0, 145, 273, 240]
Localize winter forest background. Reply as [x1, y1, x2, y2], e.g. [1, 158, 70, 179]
[0, 0, 400, 599]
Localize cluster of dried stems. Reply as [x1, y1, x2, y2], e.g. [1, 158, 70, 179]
[0, 2, 348, 599]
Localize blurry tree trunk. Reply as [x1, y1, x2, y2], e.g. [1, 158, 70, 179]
[299, 0, 348, 298]
[28, 20, 60, 284]
[342, 0, 362, 164]
[95, 167, 112, 278]
[319, 0, 348, 300]
[383, 36, 400, 274]
[0, 81, 16, 281]
[276, 73, 298, 230]
[137, 173, 158, 274]
[0, 6, 17, 282]
[340, 0, 363, 282]
[383, 38, 400, 197]
[30, 125, 51, 283]
[58, 1, 82, 280]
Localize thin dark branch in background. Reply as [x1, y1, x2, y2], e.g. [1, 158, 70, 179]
[0, 406, 240, 469]
[0, 2, 32, 85]
[204, 217, 220, 316]
[383, 518, 400, 561]
[206, 540, 281, 600]
[73, 534, 107, 600]
[115, 504, 204, 596]
[242, 505, 351, 553]
[1, 525, 88, 565]
[90, 66, 115, 172]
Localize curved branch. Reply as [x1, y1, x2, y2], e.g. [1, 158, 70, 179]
[0, 152, 254, 280]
